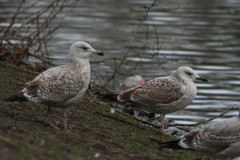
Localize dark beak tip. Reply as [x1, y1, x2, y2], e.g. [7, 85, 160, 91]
[197, 77, 208, 82]
[98, 52, 104, 56]
[203, 79, 208, 82]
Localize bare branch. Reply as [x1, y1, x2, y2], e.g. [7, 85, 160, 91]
[3, 0, 25, 37]
[102, 0, 157, 88]
[168, 107, 234, 127]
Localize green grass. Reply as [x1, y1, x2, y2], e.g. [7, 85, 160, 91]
[0, 61, 215, 160]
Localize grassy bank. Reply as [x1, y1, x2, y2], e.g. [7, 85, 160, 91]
[0, 62, 214, 160]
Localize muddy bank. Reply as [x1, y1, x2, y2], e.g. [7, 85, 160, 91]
[0, 61, 214, 160]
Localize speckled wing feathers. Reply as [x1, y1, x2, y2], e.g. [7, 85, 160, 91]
[117, 87, 139, 102]
[23, 63, 89, 104]
[118, 77, 184, 105]
[179, 116, 240, 159]
[24, 82, 39, 98]
[131, 88, 183, 105]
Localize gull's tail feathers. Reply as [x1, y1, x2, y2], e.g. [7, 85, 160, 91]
[5, 91, 28, 102]
[159, 140, 184, 150]
[117, 87, 138, 102]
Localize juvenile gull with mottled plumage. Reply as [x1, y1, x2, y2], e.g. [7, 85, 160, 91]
[159, 108, 240, 160]
[5, 41, 104, 131]
[118, 66, 207, 133]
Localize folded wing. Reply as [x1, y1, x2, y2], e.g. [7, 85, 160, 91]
[23, 65, 87, 103]
[118, 78, 184, 106]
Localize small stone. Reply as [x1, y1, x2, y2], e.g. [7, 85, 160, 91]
[94, 152, 100, 158]
[39, 140, 45, 145]
[110, 108, 115, 113]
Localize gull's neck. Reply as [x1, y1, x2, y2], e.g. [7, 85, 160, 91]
[70, 57, 90, 69]
[173, 73, 187, 85]
[70, 55, 89, 62]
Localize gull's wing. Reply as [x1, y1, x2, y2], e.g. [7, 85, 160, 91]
[179, 115, 240, 158]
[23, 64, 88, 103]
[159, 110, 240, 159]
[118, 77, 184, 105]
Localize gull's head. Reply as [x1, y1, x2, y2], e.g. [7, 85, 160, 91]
[69, 41, 104, 60]
[174, 66, 208, 82]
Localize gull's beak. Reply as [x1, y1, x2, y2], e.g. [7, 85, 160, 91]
[196, 76, 208, 82]
[92, 50, 104, 56]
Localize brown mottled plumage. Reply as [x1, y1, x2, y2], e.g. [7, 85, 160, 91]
[5, 41, 104, 131]
[159, 108, 240, 160]
[118, 66, 208, 133]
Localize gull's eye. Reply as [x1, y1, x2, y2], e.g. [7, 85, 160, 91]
[185, 72, 192, 76]
[82, 46, 88, 50]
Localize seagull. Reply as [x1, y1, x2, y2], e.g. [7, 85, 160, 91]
[159, 108, 240, 160]
[122, 75, 145, 90]
[5, 41, 104, 131]
[117, 66, 207, 133]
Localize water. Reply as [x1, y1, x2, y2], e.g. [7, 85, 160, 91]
[1, 0, 240, 126]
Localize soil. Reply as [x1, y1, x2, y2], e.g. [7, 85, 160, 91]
[0, 61, 215, 160]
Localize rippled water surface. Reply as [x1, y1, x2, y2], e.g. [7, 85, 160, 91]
[1, 0, 240, 125]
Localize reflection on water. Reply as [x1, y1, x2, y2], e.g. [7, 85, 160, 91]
[1, 0, 240, 125]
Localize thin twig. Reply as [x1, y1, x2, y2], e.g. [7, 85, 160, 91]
[90, 57, 122, 63]
[0, 42, 14, 55]
[3, 0, 25, 38]
[168, 107, 234, 127]
[0, 36, 56, 67]
[0, 0, 40, 32]
[2, 0, 54, 38]
[27, 52, 57, 67]
[98, 103, 162, 128]
[90, 81, 114, 94]
[102, 0, 157, 88]
[27, 0, 62, 47]
[148, 136, 165, 143]
[0, 0, 74, 67]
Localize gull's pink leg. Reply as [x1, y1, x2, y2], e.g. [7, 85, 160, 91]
[48, 106, 51, 124]
[48, 106, 59, 129]
[160, 114, 166, 134]
[63, 109, 68, 131]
